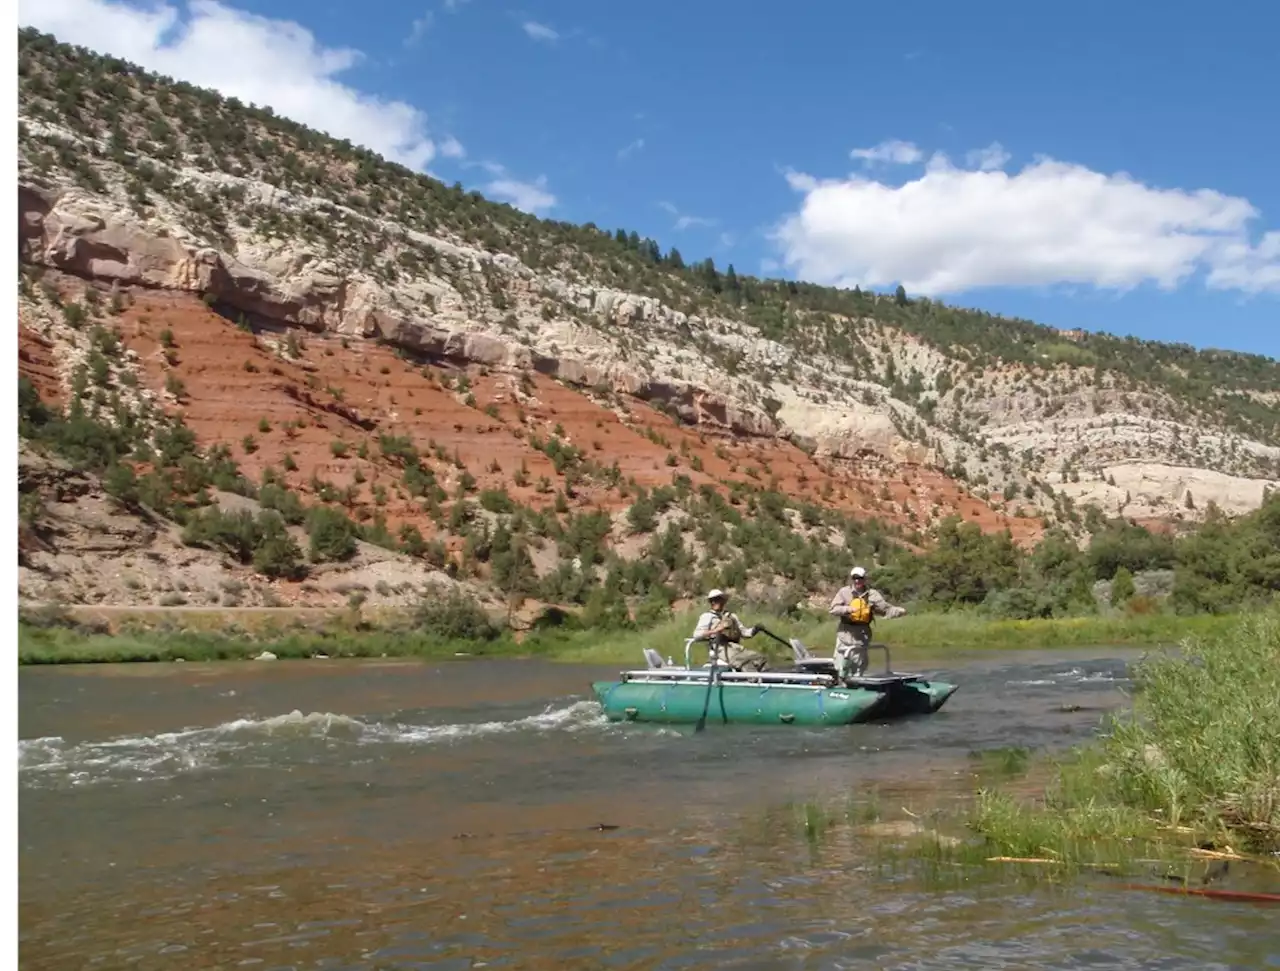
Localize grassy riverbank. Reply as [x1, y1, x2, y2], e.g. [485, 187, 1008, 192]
[967, 607, 1280, 860]
[19, 603, 1244, 664]
[760, 608, 1280, 890]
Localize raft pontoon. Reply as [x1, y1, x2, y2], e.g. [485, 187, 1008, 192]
[591, 635, 957, 727]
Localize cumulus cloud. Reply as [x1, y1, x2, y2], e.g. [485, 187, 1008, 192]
[774, 143, 1280, 296]
[1207, 231, 1280, 294]
[965, 142, 1010, 171]
[480, 164, 555, 214]
[522, 20, 558, 43]
[19, 0, 456, 171]
[850, 139, 924, 165]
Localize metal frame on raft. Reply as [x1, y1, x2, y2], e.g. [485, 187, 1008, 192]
[618, 636, 926, 692]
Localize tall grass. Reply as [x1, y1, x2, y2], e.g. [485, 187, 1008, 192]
[16, 623, 510, 664]
[971, 608, 1280, 856]
[879, 610, 1236, 652]
[550, 609, 1239, 664]
[19, 605, 1247, 665]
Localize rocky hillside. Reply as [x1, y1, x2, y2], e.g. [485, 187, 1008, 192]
[16, 27, 1280, 614]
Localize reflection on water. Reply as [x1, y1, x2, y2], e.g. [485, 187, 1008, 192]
[18, 651, 1280, 969]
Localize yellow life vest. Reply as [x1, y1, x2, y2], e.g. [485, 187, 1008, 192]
[846, 596, 873, 624]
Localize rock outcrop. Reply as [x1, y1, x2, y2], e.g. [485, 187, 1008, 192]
[16, 35, 1280, 533]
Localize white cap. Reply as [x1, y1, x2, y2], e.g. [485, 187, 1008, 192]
[849, 566, 867, 578]
[707, 588, 727, 601]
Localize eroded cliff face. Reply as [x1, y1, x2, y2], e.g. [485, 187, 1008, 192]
[21, 169, 1280, 535]
[16, 176, 945, 466]
[20, 257, 1050, 610]
[17, 437, 492, 611]
[19, 22, 1280, 553]
[17, 29, 1280, 617]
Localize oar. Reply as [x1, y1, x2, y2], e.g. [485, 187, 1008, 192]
[751, 625, 807, 666]
[693, 659, 718, 734]
[752, 625, 794, 653]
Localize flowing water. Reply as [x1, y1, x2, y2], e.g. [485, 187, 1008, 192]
[18, 648, 1280, 970]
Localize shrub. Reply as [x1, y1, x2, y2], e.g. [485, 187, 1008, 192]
[1103, 611, 1280, 849]
[412, 585, 500, 641]
[1110, 566, 1136, 607]
[478, 488, 516, 514]
[306, 506, 358, 562]
[251, 514, 304, 579]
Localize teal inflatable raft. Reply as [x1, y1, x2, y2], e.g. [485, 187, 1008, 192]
[591, 637, 957, 727]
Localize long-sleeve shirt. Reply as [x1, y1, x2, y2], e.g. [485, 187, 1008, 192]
[828, 585, 905, 647]
[693, 609, 742, 642]
[692, 609, 753, 664]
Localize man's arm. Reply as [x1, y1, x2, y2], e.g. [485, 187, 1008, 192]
[829, 587, 851, 618]
[692, 611, 716, 640]
[869, 589, 907, 619]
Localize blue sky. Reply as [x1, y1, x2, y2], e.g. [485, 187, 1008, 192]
[20, 0, 1280, 357]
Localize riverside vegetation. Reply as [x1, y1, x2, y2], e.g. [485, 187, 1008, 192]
[971, 608, 1280, 857]
[17, 363, 1280, 664]
[762, 608, 1280, 888]
[16, 601, 1245, 665]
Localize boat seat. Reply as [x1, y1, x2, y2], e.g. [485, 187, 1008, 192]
[643, 648, 666, 669]
[795, 658, 838, 674]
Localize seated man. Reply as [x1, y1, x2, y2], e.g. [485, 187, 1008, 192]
[692, 588, 768, 672]
[829, 566, 906, 677]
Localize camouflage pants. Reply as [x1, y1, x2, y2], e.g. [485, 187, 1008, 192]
[712, 642, 768, 672]
[835, 627, 872, 677]
[726, 645, 768, 672]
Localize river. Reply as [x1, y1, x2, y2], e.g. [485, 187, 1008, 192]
[18, 648, 1280, 969]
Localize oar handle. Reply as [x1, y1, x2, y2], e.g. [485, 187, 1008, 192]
[752, 625, 793, 651]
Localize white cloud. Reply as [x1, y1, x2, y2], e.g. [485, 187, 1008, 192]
[774, 143, 1280, 296]
[965, 142, 1010, 171]
[405, 11, 433, 46]
[522, 20, 558, 43]
[486, 177, 555, 215]
[617, 137, 644, 160]
[850, 139, 924, 165]
[658, 200, 715, 231]
[479, 163, 555, 214]
[442, 0, 472, 10]
[19, 0, 453, 171]
[439, 135, 465, 159]
[1207, 231, 1280, 294]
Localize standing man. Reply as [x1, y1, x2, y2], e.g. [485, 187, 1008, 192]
[828, 566, 906, 677]
[692, 589, 768, 672]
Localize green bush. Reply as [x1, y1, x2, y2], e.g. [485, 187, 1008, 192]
[1101, 610, 1280, 847]
[412, 585, 500, 641]
[251, 514, 304, 578]
[306, 506, 358, 562]
[181, 506, 304, 578]
[478, 488, 516, 514]
[1110, 566, 1136, 607]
